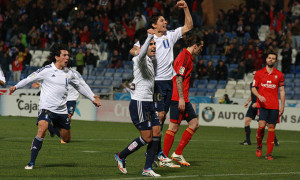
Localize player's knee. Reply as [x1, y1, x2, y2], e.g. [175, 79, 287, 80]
[189, 119, 199, 131]
[168, 124, 179, 132]
[142, 135, 152, 143]
[158, 112, 166, 121]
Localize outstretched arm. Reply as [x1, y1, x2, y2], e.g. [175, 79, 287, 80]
[136, 29, 155, 61]
[176, 0, 193, 35]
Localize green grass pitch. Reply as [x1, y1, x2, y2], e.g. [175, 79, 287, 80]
[0, 116, 300, 179]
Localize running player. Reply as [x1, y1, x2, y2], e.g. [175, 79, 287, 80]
[32, 69, 94, 144]
[9, 43, 101, 169]
[114, 29, 161, 177]
[252, 52, 285, 160]
[163, 35, 203, 166]
[130, 0, 194, 167]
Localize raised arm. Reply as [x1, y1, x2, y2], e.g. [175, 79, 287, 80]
[176, 0, 193, 35]
[136, 29, 155, 61]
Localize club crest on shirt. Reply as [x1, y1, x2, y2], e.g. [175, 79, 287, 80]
[163, 38, 170, 48]
[179, 66, 185, 75]
[275, 75, 278, 79]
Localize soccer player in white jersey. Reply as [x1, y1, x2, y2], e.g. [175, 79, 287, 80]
[130, 0, 193, 167]
[32, 69, 93, 144]
[9, 44, 101, 170]
[114, 29, 162, 177]
[0, 67, 6, 86]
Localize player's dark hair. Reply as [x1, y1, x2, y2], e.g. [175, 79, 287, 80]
[148, 13, 163, 29]
[185, 35, 202, 47]
[267, 52, 277, 60]
[49, 43, 69, 62]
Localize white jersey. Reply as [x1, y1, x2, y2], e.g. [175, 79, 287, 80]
[131, 34, 156, 101]
[135, 27, 182, 80]
[15, 63, 95, 114]
[0, 67, 6, 83]
[67, 68, 93, 101]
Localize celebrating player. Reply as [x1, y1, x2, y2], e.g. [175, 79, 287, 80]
[252, 52, 285, 160]
[31, 68, 95, 144]
[163, 35, 203, 166]
[9, 44, 101, 169]
[130, 0, 194, 167]
[114, 29, 162, 177]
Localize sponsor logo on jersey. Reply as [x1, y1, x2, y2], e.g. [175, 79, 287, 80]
[179, 66, 185, 75]
[128, 141, 138, 151]
[51, 74, 56, 77]
[29, 72, 37, 78]
[261, 81, 277, 89]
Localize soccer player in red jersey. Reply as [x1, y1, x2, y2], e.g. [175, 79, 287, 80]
[252, 52, 285, 160]
[163, 35, 203, 166]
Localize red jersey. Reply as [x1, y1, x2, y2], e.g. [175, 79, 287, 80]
[172, 48, 194, 102]
[252, 67, 284, 109]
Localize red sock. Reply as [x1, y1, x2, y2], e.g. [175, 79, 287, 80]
[266, 127, 275, 155]
[175, 128, 195, 155]
[163, 130, 176, 157]
[256, 126, 265, 148]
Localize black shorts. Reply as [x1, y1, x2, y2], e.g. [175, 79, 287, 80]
[67, 101, 77, 116]
[37, 109, 70, 130]
[258, 108, 279, 124]
[154, 80, 173, 113]
[129, 100, 160, 130]
[246, 103, 258, 120]
[170, 101, 197, 124]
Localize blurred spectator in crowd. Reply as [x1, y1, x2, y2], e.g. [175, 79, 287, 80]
[207, 28, 218, 55]
[291, 19, 300, 48]
[236, 45, 245, 62]
[225, 43, 237, 64]
[215, 60, 228, 80]
[217, 29, 227, 53]
[296, 48, 300, 66]
[245, 53, 255, 73]
[196, 59, 207, 79]
[0, 50, 10, 81]
[244, 44, 256, 60]
[23, 47, 32, 70]
[134, 11, 146, 31]
[254, 47, 263, 70]
[119, 31, 131, 61]
[76, 48, 85, 75]
[84, 48, 97, 76]
[109, 49, 122, 69]
[122, 17, 136, 40]
[206, 60, 215, 80]
[98, 49, 108, 68]
[236, 19, 245, 44]
[291, 1, 300, 21]
[87, 39, 100, 58]
[269, 6, 285, 32]
[13, 52, 24, 82]
[79, 25, 91, 43]
[219, 94, 232, 104]
[233, 61, 245, 80]
[42, 55, 51, 67]
[281, 43, 292, 73]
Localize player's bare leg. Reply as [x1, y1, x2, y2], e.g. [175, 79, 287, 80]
[60, 129, 71, 143]
[25, 120, 48, 169]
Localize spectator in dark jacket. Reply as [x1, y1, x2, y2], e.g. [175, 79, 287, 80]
[215, 60, 228, 80]
[84, 48, 96, 75]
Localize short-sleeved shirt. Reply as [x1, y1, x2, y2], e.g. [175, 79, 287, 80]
[252, 67, 284, 110]
[171, 48, 194, 102]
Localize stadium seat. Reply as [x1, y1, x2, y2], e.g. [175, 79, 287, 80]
[218, 80, 227, 85]
[189, 92, 197, 96]
[196, 91, 206, 96]
[216, 84, 226, 89]
[105, 71, 114, 77]
[295, 74, 300, 78]
[94, 79, 103, 86]
[193, 79, 199, 87]
[207, 83, 216, 89]
[212, 55, 220, 60]
[285, 73, 294, 78]
[112, 77, 122, 88]
[86, 79, 94, 86]
[88, 76, 97, 80]
[82, 75, 88, 80]
[197, 84, 206, 89]
[113, 72, 123, 78]
[189, 88, 198, 92]
[203, 55, 211, 60]
[199, 79, 208, 85]
[96, 76, 105, 80]
[101, 88, 111, 93]
[293, 92, 300, 100]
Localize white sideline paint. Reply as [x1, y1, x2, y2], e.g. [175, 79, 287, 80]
[82, 151, 99, 153]
[107, 175, 199, 180]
